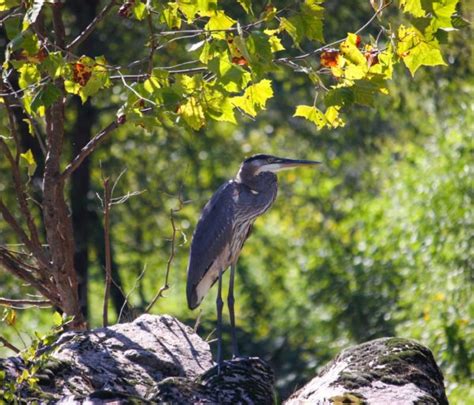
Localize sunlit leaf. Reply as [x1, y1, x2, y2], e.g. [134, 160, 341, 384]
[178, 0, 217, 21]
[132, 1, 147, 21]
[18, 63, 40, 89]
[293, 105, 327, 129]
[52, 311, 63, 327]
[0, 0, 19, 12]
[231, 79, 273, 117]
[237, 0, 253, 15]
[20, 149, 37, 176]
[399, 0, 426, 17]
[177, 96, 206, 130]
[397, 25, 446, 76]
[205, 11, 236, 39]
[161, 2, 181, 29]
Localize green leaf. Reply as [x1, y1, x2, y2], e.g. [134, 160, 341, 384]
[178, 0, 217, 21]
[52, 311, 63, 327]
[0, 0, 20, 12]
[245, 32, 274, 77]
[268, 34, 285, 52]
[4, 14, 20, 40]
[231, 79, 273, 117]
[294, 105, 327, 129]
[160, 2, 181, 29]
[399, 0, 426, 18]
[237, 0, 253, 15]
[30, 84, 61, 113]
[18, 64, 40, 89]
[325, 106, 344, 127]
[397, 25, 447, 76]
[133, 1, 147, 21]
[41, 51, 64, 78]
[300, 0, 325, 42]
[208, 53, 251, 93]
[174, 74, 203, 95]
[325, 87, 355, 108]
[177, 96, 206, 130]
[350, 76, 388, 106]
[204, 88, 237, 123]
[280, 0, 324, 45]
[430, 0, 460, 32]
[205, 11, 236, 39]
[199, 40, 221, 63]
[20, 149, 37, 176]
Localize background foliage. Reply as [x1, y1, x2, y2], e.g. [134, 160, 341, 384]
[0, 0, 472, 402]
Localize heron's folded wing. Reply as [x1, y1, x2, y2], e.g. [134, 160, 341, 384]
[186, 181, 236, 309]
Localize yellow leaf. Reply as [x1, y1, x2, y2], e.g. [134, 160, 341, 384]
[177, 96, 205, 130]
[205, 11, 236, 39]
[20, 149, 37, 176]
[231, 79, 273, 117]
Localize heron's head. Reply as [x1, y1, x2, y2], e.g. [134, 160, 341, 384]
[236, 154, 321, 182]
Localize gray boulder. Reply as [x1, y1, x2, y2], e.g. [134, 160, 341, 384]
[0, 314, 275, 403]
[285, 337, 448, 405]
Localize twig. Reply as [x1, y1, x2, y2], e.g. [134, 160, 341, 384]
[0, 297, 52, 309]
[193, 309, 202, 333]
[0, 335, 20, 353]
[67, 0, 117, 51]
[145, 193, 184, 313]
[118, 70, 156, 105]
[0, 248, 58, 306]
[102, 178, 112, 327]
[61, 119, 121, 180]
[117, 265, 147, 323]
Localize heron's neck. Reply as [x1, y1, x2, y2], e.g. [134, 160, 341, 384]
[235, 171, 277, 192]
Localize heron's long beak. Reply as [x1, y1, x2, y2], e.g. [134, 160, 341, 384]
[258, 158, 322, 174]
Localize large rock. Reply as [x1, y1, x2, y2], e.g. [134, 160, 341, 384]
[285, 337, 448, 405]
[0, 314, 275, 403]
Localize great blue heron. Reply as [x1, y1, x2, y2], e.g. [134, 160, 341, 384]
[186, 154, 321, 367]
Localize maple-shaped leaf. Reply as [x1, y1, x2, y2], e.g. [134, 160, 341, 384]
[293, 105, 327, 129]
[294, 105, 345, 129]
[397, 25, 446, 76]
[231, 79, 273, 117]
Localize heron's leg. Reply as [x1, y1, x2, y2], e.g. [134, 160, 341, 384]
[228, 263, 239, 358]
[216, 268, 224, 372]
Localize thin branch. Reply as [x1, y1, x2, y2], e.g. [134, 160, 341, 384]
[118, 70, 156, 105]
[102, 178, 112, 327]
[145, 193, 184, 313]
[0, 248, 58, 305]
[0, 199, 46, 268]
[61, 119, 121, 180]
[117, 265, 147, 323]
[0, 297, 52, 309]
[67, 0, 117, 51]
[0, 335, 20, 353]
